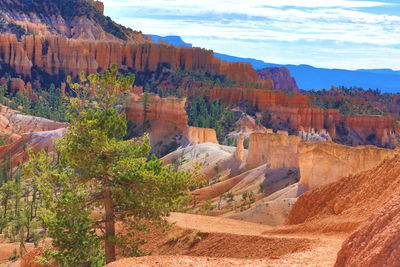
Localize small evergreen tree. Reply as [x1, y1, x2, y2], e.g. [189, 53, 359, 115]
[26, 64, 192, 265]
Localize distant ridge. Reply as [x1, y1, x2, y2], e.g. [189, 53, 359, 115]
[146, 35, 399, 93]
[214, 54, 400, 93]
[147, 35, 192, 47]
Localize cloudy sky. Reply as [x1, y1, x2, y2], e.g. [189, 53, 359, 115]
[103, 0, 400, 70]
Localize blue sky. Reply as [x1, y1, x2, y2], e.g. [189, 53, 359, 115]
[103, 0, 400, 70]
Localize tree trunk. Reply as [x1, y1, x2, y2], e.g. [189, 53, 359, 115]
[103, 187, 116, 263]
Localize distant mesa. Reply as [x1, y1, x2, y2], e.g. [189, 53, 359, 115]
[147, 35, 193, 47]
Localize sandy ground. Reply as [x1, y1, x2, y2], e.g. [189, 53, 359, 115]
[108, 212, 345, 267]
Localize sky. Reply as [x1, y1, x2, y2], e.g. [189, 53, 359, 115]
[103, 0, 400, 70]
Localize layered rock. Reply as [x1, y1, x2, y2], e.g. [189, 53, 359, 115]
[246, 132, 301, 170]
[298, 142, 396, 189]
[286, 154, 400, 234]
[126, 94, 188, 129]
[334, 194, 400, 267]
[346, 115, 397, 147]
[126, 93, 218, 147]
[186, 126, 218, 144]
[0, 34, 260, 84]
[234, 134, 245, 161]
[0, 104, 66, 134]
[0, 128, 66, 168]
[209, 87, 309, 110]
[258, 67, 299, 91]
[0, 0, 149, 42]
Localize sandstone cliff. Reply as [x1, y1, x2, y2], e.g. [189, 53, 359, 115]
[0, 34, 260, 84]
[126, 93, 218, 150]
[246, 132, 301, 170]
[298, 142, 396, 189]
[258, 67, 299, 91]
[209, 87, 308, 110]
[286, 153, 400, 233]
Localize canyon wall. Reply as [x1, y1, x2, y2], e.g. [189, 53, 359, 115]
[298, 142, 397, 189]
[126, 93, 217, 146]
[209, 87, 309, 110]
[0, 34, 260, 84]
[258, 67, 299, 91]
[246, 132, 301, 170]
[186, 126, 218, 144]
[245, 131, 396, 191]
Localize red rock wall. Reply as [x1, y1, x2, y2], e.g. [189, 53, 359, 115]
[126, 94, 188, 129]
[0, 34, 260, 84]
[209, 87, 309, 110]
[258, 67, 299, 91]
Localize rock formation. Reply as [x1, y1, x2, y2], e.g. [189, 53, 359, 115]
[346, 115, 397, 147]
[87, 0, 105, 14]
[126, 93, 218, 149]
[246, 132, 301, 170]
[0, 128, 67, 169]
[0, 78, 34, 97]
[287, 154, 400, 233]
[234, 134, 245, 161]
[228, 115, 268, 139]
[298, 142, 396, 189]
[209, 87, 308, 110]
[0, 105, 66, 135]
[162, 143, 244, 181]
[126, 94, 188, 129]
[0, 34, 261, 84]
[258, 67, 299, 91]
[186, 126, 218, 144]
[334, 193, 400, 267]
[0, 0, 148, 42]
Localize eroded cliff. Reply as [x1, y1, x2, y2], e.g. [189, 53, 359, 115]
[126, 93, 218, 151]
[246, 132, 301, 170]
[298, 142, 396, 189]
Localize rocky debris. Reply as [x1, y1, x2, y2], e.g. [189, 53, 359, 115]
[246, 132, 301, 170]
[286, 154, 400, 233]
[298, 142, 397, 189]
[258, 67, 300, 91]
[334, 194, 400, 267]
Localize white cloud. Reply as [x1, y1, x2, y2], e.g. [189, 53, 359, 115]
[104, 0, 400, 69]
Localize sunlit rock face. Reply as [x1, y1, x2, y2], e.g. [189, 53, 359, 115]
[298, 142, 397, 189]
[126, 93, 218, 154]
[246, 132, 301, 170]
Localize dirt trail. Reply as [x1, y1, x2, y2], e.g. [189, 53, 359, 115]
[164, 212, 345, 267]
